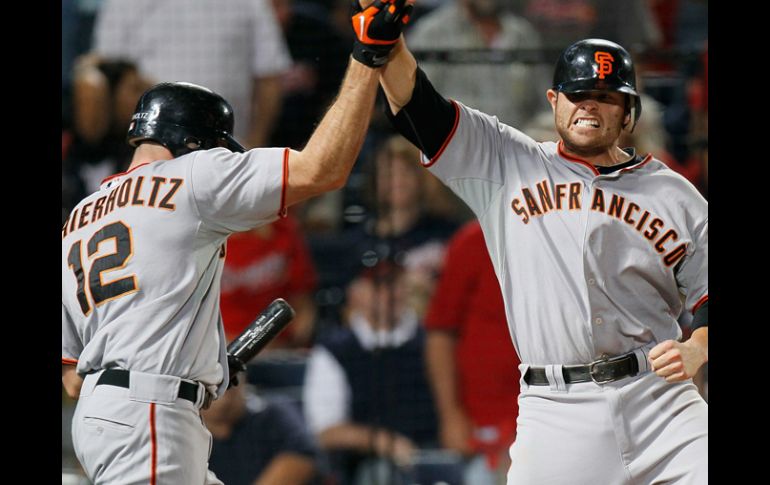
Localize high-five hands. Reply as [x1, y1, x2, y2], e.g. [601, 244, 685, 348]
[351, 0, 413, 67]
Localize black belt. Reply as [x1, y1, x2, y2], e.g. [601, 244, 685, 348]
[524, 352, 640, 385]
[95, 369, 200, 404]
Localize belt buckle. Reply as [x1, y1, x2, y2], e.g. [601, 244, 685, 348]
[589, 356, 614, 384]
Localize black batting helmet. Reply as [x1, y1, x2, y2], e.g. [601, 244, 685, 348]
[552, 39, 642, 130]
[127, 82, 246, 157]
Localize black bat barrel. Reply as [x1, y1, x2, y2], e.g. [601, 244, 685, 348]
[227, 298, 296, 365]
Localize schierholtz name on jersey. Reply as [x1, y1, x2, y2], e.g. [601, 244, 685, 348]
[510, 180, 688, 268]
[62, 175, 184, 239]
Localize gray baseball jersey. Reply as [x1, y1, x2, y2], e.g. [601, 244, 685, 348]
[62, 147, 288, 398]
[422, 101, 708, 365]
[422, 101, 708, 484]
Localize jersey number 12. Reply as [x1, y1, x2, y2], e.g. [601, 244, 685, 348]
[66, 221, 138, 315]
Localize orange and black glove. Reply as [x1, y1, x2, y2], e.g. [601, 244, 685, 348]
[351, 0, 413, 67]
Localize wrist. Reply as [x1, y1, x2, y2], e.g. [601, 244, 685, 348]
[685, 327, 708, 363]
[438, 403, 467, 421]
[371, 427, 393, 456]
[352, 42, 394, 68]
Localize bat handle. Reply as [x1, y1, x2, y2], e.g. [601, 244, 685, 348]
[226, 298, 296, 387]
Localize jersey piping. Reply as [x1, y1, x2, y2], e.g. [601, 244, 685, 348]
[557, 141, 654, 176]
[618, 154, 653, 174]
[150, 403, 158, 485]
[422, 100, 460, 167]
[101, 163, 151, 185]
[279, 148, 289, 217]
[692, 295, 708, 315]
[557, 141, 600, 176]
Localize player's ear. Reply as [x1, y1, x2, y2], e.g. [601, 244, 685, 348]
[621, 111, 633, 132]
[546, 89, 558, 111]
[621, 95, 633, 130]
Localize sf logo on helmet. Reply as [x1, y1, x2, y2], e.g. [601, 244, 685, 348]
[594, 51, 614, 79]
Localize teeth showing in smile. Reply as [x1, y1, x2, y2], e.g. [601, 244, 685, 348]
[575, 119, 599, 128]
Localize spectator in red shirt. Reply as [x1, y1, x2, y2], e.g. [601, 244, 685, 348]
[220, 216, 318, 347]
[424, 220, 521, 485]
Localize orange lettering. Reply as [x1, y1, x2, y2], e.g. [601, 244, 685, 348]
[595, 51, 614, 80]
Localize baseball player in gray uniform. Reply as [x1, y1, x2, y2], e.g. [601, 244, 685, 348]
[61, 2, 412, 483]
[378, 37, 708, 484]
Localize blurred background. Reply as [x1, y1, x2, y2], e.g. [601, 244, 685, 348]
[61, 1, 707, 483]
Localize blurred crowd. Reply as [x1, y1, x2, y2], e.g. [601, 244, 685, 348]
[62, 0, 707, 483]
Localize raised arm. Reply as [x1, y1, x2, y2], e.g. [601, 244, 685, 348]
[380, 38, 419, 115]
[284, 0, 412, 207]
[284, 59, 380, 206]
[378, 38, 459, 162]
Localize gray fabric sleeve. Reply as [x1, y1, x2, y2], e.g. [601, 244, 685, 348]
[189, 147, 287, 234]
[62, 302, 83, 363]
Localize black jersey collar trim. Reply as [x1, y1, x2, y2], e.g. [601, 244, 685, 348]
[596, 149, 647, 174]
[557, 141, 652, 176]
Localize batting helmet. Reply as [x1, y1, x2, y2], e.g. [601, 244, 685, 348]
[552, 39, 642, 130]
[127, 82, 246, 157]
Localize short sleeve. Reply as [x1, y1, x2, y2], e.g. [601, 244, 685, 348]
[62, 302, 83, 364]
[676, 217, 708, 314]
[190, 147, 288, 234]
[425, 102, 543, 219]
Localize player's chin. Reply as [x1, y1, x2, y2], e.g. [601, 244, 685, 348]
[566, 128, 606, 143]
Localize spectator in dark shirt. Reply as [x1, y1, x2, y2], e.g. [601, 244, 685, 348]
[303, 262, 439, 485]
[203, 381, 319, 485]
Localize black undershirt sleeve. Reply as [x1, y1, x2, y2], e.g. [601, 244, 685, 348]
[691, 301, 708, 331]
[384, 67, 458, 160]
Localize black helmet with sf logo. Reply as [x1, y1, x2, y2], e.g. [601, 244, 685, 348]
[552, 39, 642, 131]
[127, 82, 246, 157]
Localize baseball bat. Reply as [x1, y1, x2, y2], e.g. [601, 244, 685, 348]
[226, 298, 296, 384]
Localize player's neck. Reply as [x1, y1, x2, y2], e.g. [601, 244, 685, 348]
[564, 144, 633, 168]
[128, 143, 175, 171]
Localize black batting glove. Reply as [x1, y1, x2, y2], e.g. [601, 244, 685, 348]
[351, 0, 413, 67]
[227, 353, 247, 389]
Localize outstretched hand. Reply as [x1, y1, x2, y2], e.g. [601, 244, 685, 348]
[351, 0, 413, 67]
